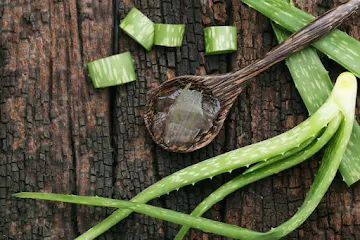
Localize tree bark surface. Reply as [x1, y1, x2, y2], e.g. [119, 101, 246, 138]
[1, 0, 359, 239]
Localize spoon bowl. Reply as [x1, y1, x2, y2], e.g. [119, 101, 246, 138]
[144, 74, 236, 152]
[144, 0, 360, 153]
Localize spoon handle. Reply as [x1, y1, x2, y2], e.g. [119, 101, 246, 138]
[213, 0, 360, 103]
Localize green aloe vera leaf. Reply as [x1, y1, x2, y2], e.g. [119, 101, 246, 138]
[14, 73, 356, 240]
[12, 192, 263, 239]
[241, 0, 360, 78]
[262, 72, 357, 239]
[174, 114, 341, 239]
[10, 116, 344, 240]
[271, 17, 360, 186]
[74, 82, 340, 239]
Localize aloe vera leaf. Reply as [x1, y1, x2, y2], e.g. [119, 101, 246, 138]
[265, 125, 349, 239]
[9, 112, 343, 240]
[243, 130, 319, 175]
[175, 114, 342, 239]
[177, 71, 357, 240]
[73, 94, 339, 240]
[271, 19, 360, 186]
[241, 0, 360, 78]
[262, 72, 357, 239]
[12, 192, 263, 239]
[14, 73, 356, 240]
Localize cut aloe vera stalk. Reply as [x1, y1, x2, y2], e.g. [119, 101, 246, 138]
[204, 26, 237, 55]
[154, 24, 185, 47]
[120, 8, 154, 51]
[87, 52, 136, 88]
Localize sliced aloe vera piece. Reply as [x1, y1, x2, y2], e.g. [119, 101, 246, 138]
[87, 52, 136, 88]
[204, 26, 237, 55]
[120, 8, 154, 51]
[154, 24, 185, 47]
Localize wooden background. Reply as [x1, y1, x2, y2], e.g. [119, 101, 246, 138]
[1, 0, 360, 239]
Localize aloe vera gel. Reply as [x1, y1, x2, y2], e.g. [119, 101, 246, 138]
[153, 84, 220, 147]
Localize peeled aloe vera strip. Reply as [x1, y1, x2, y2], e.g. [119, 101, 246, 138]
[175, 115, 341, 239]
[74, 92, 339, 240]
[271, 20, 360, 186]
[204, 26, 237, 55]
[154, 24, 185, 47]
[120, 8, 154, 51]
[243, 131, 319, 175]
[241, 0, 360, 78]
[87, 52, 136, 88]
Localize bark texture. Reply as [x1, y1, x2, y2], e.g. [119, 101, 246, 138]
[0, 0, 359, 239]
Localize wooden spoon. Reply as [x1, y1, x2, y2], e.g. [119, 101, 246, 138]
[144, 0, 360, 153]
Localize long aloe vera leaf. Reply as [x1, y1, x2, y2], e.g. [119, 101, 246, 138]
[241, 0, 360, 78]
[12, 192, 262, 239]
[9, 113, 345, 240]
[175, 115, 342, 239]
[271, 18, 360, 186]
[14, 73, 357, 240]
[74, 91, 340, 239]
[10, 111, 349, 240]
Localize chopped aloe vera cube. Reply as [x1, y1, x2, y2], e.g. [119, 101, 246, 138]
[87, 52, 136, 88]
[204, 26, 237, 55]
[154, 24, 185, 47]
[120, 8, 154, 51]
